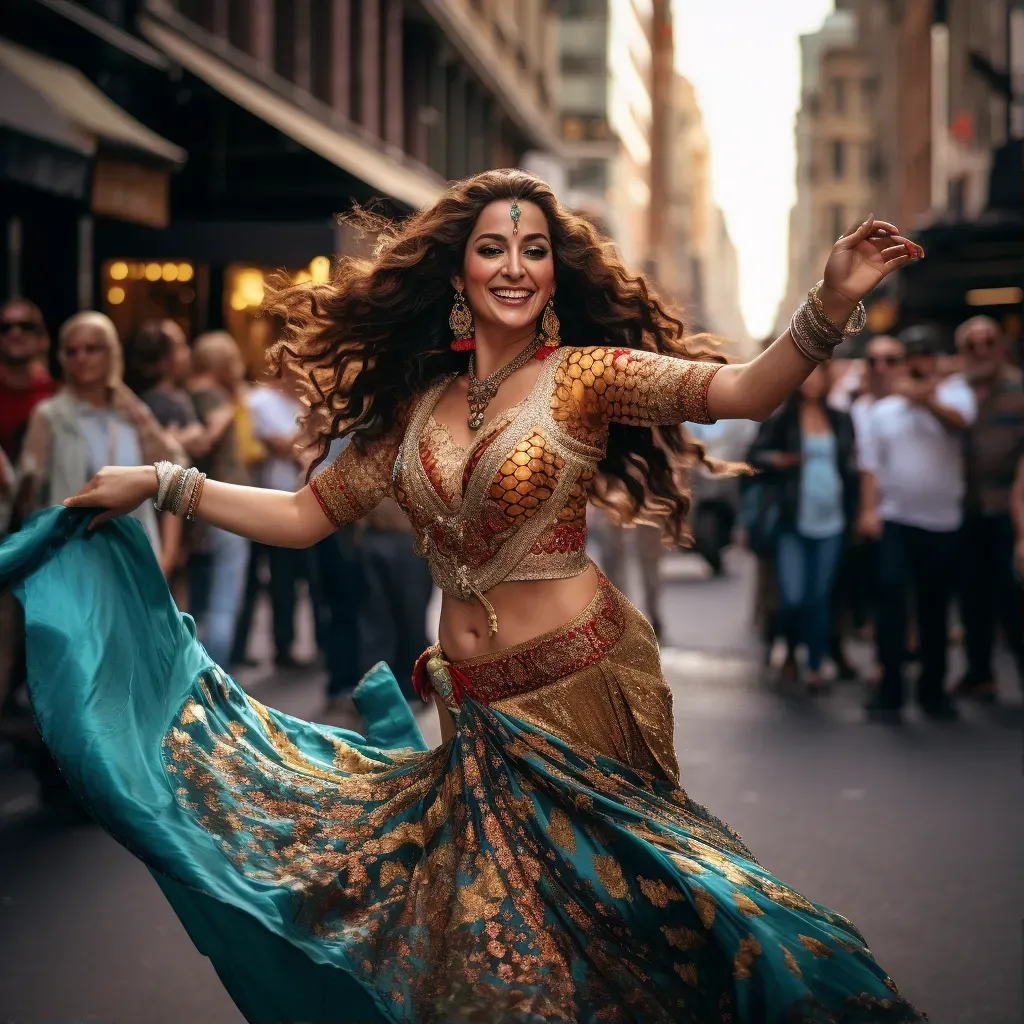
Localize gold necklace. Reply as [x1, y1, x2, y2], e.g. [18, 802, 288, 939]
[466, 336, 543, 430]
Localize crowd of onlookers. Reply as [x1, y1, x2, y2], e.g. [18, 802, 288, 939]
[0, 298, 431, 813]
[743, 315, 1024, 721]
[1, 295, 1021, 812]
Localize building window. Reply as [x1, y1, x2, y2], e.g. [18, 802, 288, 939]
[179, 0, 215, 32]
[831, 140, 845, 179]
[828, 205, 845, 245]
[274, 1, 296, 82]
[310, 1, 333, 103]
[568, 159, 608, 191]
[861, 76, 877, 112]
[831, 78, 846, 114]
[228, 0, 253, 54]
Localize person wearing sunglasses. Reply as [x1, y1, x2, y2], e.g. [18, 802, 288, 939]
[858, 325, 977, 721]
[0, 299, 56, 467]
[955, 315, 1024, 702]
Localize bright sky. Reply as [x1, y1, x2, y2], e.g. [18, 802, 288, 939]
[675, 0, 834, 338]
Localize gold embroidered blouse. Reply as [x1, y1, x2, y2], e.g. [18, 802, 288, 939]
[310, 347, 720, 629]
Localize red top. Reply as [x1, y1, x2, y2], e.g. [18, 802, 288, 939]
[0, 364, 56, 463]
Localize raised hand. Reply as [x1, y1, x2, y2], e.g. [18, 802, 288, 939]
[63, 465, 158, 529]
[819, 216, 923, 324]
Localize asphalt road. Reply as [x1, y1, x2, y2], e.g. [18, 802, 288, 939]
[0, 550, 1021, 1024]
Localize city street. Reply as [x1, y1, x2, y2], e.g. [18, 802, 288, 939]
[0, 550, 1021, 1024]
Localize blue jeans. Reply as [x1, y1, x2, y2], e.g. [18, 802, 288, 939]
[776, 530, 844, 671]
[189, 528, 250, 667]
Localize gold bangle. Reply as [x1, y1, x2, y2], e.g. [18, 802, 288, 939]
[185, 472, 206, 522]
[168, 466, 191, 516]
[809, 281, 867, 336]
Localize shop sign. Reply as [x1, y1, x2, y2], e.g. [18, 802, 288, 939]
[91, 159, 170, 228]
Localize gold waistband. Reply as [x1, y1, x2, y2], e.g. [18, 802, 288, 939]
[412, 571, 625, 707]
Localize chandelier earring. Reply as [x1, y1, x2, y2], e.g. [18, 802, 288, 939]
[449, 286, 475, 351]
[535, 295, 561, 360]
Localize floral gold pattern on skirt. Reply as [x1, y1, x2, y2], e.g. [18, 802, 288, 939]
[5, 510, 929, 1024]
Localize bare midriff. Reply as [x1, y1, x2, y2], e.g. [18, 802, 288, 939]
[433, 565, 600, 743]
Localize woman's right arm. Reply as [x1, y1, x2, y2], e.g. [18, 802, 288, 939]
[63, 425, 402, 548]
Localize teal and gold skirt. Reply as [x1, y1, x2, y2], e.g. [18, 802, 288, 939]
[0, 509, 927, 1023]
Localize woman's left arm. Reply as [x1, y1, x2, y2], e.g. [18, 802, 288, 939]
[706, 217, 922, 422]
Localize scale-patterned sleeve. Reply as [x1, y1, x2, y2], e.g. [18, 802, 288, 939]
[308, 423, 403, 527]
[550, 346, 722, 441]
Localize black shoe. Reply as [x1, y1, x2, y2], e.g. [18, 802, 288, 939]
[231, 655, 260, 670]
[951, 673, 996, 703]
[919, 699, 958, 721]
[275, 653, 317, 671]
[864, 694, 903, 723]
[834, 659, 859, 682]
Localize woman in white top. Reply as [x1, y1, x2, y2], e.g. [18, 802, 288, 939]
[19, 312, 184, 558]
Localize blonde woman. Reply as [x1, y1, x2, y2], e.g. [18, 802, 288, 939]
[19, 312, 184, 555]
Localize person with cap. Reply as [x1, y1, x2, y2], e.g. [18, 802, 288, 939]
[857, 324, 977, 721]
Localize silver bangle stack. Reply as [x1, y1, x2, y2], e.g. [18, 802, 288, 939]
[789, 281, 867, 363]
[153, 462, 207, 522]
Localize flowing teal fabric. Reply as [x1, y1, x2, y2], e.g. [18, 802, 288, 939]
[0, 509, 929, 1024]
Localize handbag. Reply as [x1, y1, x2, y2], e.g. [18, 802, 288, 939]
[741, 477, 782, 558]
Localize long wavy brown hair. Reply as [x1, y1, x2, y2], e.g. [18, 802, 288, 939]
[266, 168, 723, 543]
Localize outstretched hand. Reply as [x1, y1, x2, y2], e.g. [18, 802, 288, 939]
[820, 216, 923, 321]
[63, 464, 158, 529]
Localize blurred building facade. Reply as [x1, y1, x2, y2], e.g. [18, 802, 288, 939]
[856, 0, 1024, 347]
[2, 0, 562, 363]
[778, 0, 1023, 349]
[558, 0, 653, 268]
[776, 8, 873, 335]
[667, 76, 751, 352]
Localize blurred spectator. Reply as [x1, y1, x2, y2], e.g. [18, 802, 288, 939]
[954, 316, 1024, 701]
[836, 335, 906, 649]
[358, 495, 434, 698]
[12, 311, 183, 815]
[231, 377, 311, 670]
[306, 437, 368, 711]
[1013, 454, 1024, 578]
[186, 332, 251, 666]
[688, 418, 759, 576]
[19, 312, 183, 551]
[0, 299, 56, 465]
[825, 357, 863, 413]
[748, 366, 857, 691]
[591, 515, 665, 639]
[859, 325, 976, 721]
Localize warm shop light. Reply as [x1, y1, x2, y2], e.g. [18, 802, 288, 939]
[309, 256, 330, 283]
[178, 263, 194, 282]
[966, 286, 1023, 306]
[109, 261, 128, 280]
[107, 286, 125, 305]
[229, 268, 265, 310]
[162, 263, 179, 281]
[144, 263, 162, 281]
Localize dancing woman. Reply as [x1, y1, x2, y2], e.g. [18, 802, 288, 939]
[1, 170, 927, 1023]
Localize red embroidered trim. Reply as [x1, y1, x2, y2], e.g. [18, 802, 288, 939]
[452, 578, 625, 703]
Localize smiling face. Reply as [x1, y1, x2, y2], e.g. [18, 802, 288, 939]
[455, 199, 555, 340]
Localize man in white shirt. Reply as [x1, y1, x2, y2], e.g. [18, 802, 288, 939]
[858, 325, 977, 720]
[823, 335, 907, 678]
